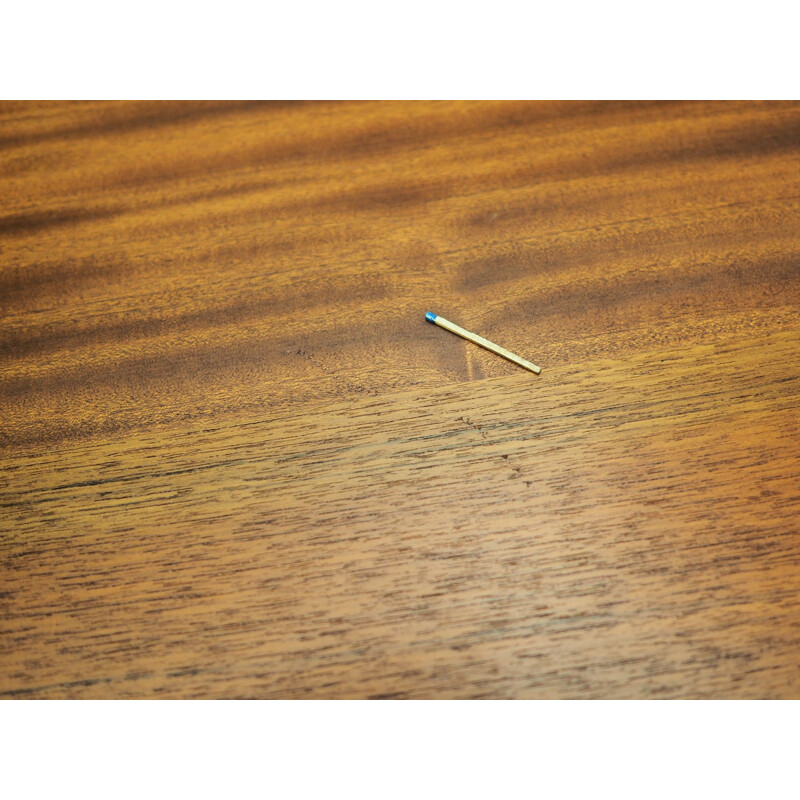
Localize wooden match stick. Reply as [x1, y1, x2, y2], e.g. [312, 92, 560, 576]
[425, 312, 541, 374]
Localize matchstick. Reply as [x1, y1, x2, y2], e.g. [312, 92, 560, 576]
[425, 312, 541, 374]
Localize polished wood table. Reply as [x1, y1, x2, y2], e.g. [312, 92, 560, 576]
[2, 101, 799, 698]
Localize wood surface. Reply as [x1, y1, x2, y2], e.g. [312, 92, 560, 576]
[1, 100, 799, 698]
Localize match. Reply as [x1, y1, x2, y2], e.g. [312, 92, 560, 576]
[425, 312, 541, 374]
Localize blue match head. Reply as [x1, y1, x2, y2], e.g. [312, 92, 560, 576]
[425, 311, 438, 323]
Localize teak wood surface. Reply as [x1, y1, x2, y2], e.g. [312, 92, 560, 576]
[2, 101, 799, 699]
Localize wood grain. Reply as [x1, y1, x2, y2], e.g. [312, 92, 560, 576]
[2, 101, 800, 698]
